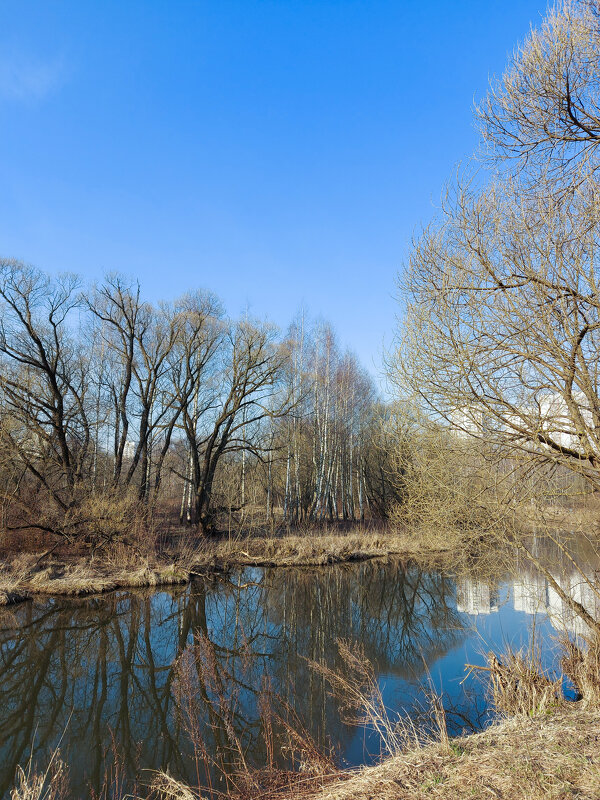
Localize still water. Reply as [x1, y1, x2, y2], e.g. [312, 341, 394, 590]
[0, 558, 595, 797]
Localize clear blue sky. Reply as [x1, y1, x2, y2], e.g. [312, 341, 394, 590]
[0, 0, 547, 382]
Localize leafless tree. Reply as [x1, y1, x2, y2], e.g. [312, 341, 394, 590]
[395, 177, 600, 490]
[0, 259, 91, 526]
[0, 262, 386, 544]
[87, 275, 145, 486]
[186, 318, 292, 534]
[477, 0, 600, 191]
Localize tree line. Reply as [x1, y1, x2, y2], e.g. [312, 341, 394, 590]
[0, 261, 398, 546]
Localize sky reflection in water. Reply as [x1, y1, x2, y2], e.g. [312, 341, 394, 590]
[0, 558, 595, 797]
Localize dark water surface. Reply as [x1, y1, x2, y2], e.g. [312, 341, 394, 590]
[0, 558, 596, 797]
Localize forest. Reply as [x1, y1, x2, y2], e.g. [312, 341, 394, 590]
[0, 261, 400, 552]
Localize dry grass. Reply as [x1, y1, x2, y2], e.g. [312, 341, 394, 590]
[308, 639, 449, 757]
[477, 649, 565, 717]
[0, 526, 438, 603]
[142, 634, 600, 800]
[166, 632, 338, 800]
[9, 705, 600, 800]
[8, 632, 600, 800]
[26, 561, 189, 596]
[561, 633, 600, 709]
[127, 707, 600, 800]
[297, 707, 600, 800]
[0, 553, 189, 603]
[147, 772, 198, 799]
[194, 528, 430, 569]
[0, 564, 33, 606]
[9, 753, 67, 800]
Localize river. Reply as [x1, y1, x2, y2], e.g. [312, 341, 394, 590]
[0, 556, 595, 797]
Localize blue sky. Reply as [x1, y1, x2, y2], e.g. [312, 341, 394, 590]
[0, 0, 547, 382]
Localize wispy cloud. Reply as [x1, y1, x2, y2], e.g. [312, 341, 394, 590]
[0, 50, 67, 102]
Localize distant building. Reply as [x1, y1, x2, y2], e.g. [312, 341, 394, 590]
[448, 405, 487, 438]
[533, 392, 593, 453]
[123, 440, 136, 459]
[449, 391, 595, 456]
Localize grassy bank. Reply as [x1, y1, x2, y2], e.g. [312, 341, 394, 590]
[1, 511, 591, 606]
[292, 706, 600, 800]
[0, 526, 438, 606]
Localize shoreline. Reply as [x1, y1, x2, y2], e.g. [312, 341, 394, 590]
[0, 528, 445, 607]
[291, 705, 600, 800]
[1, 515, 591, 608]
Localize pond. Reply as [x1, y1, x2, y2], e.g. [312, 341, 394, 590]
[0, 555, 597, 798]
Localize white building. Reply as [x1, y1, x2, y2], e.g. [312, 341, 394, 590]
[449, 391, 596, 455]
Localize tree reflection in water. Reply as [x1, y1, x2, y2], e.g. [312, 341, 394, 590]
[0, 562, 486, 797]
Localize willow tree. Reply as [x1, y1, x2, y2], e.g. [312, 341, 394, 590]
[477, 0, 600, 191]
[0, 260, 92, 533]
[394, 0, 600, 636]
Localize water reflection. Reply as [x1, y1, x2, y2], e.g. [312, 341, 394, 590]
[456, 579, 500, 616]
[456, 567, 600, 635]
[0, 558, 597, 797]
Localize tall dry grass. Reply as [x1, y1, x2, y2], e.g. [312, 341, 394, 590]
[9, 754, 67, 800]
[470, 633, 600, 717]
[485, 649, 564, 716]
[169, 633, 338, 800]
[308, 639, 448, 756]
[561, 632, 600, 709]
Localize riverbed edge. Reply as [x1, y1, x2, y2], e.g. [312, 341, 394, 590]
[288, 705, 600, 800]
[0, 529, 452, 606]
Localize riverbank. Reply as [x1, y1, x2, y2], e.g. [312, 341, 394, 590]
[0, 527, 443, 606]
[0, 513, 582, 607]
[290, 706, 600, 800]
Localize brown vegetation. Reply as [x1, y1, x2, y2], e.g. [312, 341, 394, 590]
[12, 710, 600, 800]
[294, 708, 600, 800]
[0, 525, 431, 605]
[561, 633, 600, 709]
[470, 650, 565, 718]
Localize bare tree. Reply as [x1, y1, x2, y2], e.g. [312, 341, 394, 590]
[163, 291, 225, 518]
[395, 177, 600, 490]
[180, 318, 292, 534]
[0, 259, 91, 526]
[0, 260, 386, 544]
[477, 0, 600, 189]
[87, 275, 145, 486]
